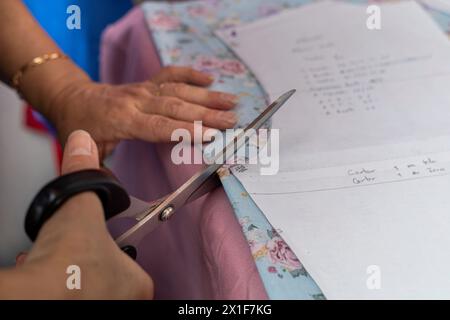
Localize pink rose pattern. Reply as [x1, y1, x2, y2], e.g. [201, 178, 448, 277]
[194, 55, 247, 77]
[267, 236, 302, 270]
[187, 5, 212, 17]
[194, 55, 222, 71]
[246, 228, 267, 258]
[258, 4, 283, 17]
[240, 217, 306, 279]
[220, 59, 247, 76]
[148, 12, 181, 31]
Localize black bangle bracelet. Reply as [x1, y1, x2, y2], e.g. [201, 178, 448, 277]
[25, 169, 130, 241]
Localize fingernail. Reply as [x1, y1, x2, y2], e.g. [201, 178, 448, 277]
[67, 130, 92, 156]
[15, 252, 27, 265]
[221, 93, 239, 105]
[220, 112, 238, 126]
[207, 74, 215, 82]
[16, 252, 25, 261]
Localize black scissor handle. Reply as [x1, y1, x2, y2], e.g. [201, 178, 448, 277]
[25, 169, 130, 242]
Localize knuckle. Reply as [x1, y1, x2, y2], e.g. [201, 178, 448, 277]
[147, 116, 171, 141]
[203, 109, 216, 121]
[173, 83, 188, 96]
[121, 98, 138, 113]
[159, 82, 173, 92]
[150, 115, 170, 129]
[127, 86, 149, 98]
[136, 86, 150, 96]
[146, 81, 159, 94]
[163, 97, 184, 116]
[138, 115, 158, 139]
[107, 99, 137, 131]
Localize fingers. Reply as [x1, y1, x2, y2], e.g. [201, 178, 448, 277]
[131, 113, 219, 143]
[152, 66, 214, 87]
[140, 96, 237, 130]
[61, 130, 100, 175]
[158, 82, 238, 110]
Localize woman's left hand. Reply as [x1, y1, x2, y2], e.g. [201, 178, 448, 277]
[47, 66, 239, 158]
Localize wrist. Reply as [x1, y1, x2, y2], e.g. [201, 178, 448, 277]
[50, 192, 105, 232]
[18, 57, 92, 126]
[45, 72, 93, 134]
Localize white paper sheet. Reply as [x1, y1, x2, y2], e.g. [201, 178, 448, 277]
[217, 1, 450, 298]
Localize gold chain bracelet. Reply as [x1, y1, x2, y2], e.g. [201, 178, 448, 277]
[11, 53, 68, 90]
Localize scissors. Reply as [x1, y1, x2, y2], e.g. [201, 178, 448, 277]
[24, 89, 295, 259]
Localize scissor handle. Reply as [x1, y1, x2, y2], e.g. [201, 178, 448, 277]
[25, 169, 131, 242]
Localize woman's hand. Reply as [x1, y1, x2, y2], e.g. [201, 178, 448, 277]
[1, 130, 153, 299]
[47, 66, 239, 158]
[1, 2, 238, 158]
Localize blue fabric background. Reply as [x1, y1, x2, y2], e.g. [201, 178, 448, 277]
[23, 0, 133, 80]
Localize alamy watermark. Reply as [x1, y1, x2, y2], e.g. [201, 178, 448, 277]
[366, 5, 381, 30]
[366, 265, 381, 290]
[66, 5, 81, 30]
[66, 265, 81, 290]
[170, 121, 280, 175]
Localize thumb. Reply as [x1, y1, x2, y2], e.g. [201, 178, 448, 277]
[61, 130, 100, 174]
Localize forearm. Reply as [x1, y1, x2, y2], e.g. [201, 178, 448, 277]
[0, 0, 91, 122]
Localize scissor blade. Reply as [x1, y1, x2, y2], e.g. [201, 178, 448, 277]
[246, 89, 296, 131]
[184, 172, 221, 203]
[113, 196, 164, 220]
[212, 89, 296, 164]
[184, 89, 296, 203]
[114, 89, 296, 249]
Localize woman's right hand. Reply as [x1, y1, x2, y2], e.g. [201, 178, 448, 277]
[3, 130, 153, 299]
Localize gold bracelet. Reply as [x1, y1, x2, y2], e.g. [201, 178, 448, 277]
[11, 53, 69, 90]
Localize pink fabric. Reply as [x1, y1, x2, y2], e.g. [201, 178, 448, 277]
[100, 7, 267, 300]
